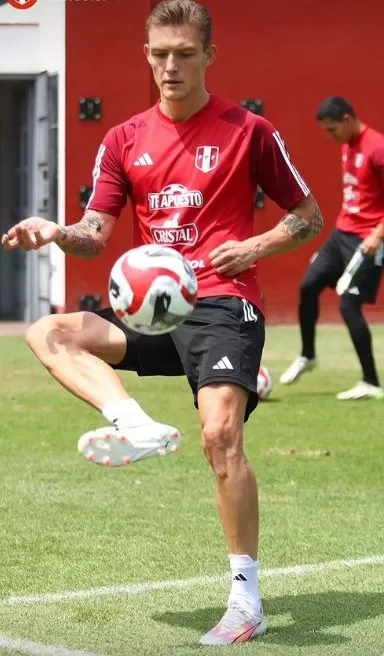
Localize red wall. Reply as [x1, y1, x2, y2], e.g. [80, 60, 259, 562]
[65, 0, 152, 311]
[66, 0, 384, 322]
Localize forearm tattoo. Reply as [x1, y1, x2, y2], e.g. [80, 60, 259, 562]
[56, 215, 104, 257]
[280, 202, 323, 242]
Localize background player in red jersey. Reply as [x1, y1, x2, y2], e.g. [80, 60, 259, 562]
[1, 0, 323, 646]
[280, 96, 384, 400]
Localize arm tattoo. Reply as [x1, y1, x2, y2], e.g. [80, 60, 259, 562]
[55, 214, 104, 257]
[280, 202, 323, 243]
[83, 216, 102, 232]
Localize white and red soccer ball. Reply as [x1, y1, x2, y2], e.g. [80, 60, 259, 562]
[109, 245, 198, 335]
[257, 365, 273, 401]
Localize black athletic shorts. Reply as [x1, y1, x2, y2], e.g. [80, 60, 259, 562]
[94, 296, 265, 423]
[303, 229, 383, 303]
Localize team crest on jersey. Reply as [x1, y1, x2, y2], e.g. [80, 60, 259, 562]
[195, 146, 219, 173]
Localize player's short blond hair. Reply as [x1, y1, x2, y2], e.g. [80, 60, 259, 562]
[146, 0, 212, 50]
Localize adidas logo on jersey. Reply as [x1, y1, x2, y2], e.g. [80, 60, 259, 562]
[133, 153, 153, 166]
[213, 356, 234, 370]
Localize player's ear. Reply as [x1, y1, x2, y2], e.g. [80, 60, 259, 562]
[205, 44, 217, 67]
[144, 44, 150, 60]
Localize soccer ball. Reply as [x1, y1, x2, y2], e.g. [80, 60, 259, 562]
[257, 365, 273, 401]
[109, 244, 198, 335]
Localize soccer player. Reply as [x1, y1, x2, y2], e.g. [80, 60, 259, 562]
[280, 96, 384, 400]
[1, 0, 322, 645]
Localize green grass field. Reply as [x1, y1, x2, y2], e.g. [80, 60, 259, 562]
[0, 325, 383, 656]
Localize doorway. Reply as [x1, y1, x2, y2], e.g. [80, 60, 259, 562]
[0, 74, 58, 322]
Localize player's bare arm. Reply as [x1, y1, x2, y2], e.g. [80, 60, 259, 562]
[279, 196, 323, 243]
[210, 195, 323, 276]
[377, 222, 384, 242]
[361, 222, 384, 255]
[1, 211, 115, 258]
[361, 157, 384, 254]
[1, 216, 61, 251]
[54, 211, 115, 258]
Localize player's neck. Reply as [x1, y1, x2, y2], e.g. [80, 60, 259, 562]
[348, 120, 365, 144]
[159, 89, 211, 122]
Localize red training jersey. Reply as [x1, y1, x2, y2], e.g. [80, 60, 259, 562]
[337, 126, 384, 238]
[87, 94, 310, 312]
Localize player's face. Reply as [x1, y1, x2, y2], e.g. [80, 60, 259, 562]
[145, 24, 216, 101]
[319, 117, 354, 144]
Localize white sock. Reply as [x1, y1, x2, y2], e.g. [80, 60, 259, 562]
[102, 398, 155, 429]
[228, 554, 261, 614]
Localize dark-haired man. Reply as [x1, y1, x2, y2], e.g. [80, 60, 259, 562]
[280, 96, 384, 400]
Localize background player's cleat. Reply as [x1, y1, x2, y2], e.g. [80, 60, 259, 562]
[279, 356, 317, 385]
[336, 381, 384, 401]
[78, 423, 181, 466]
[199, 604, 266, 646]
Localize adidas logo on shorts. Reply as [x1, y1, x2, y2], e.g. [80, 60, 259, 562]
[213, 356, 234, 370]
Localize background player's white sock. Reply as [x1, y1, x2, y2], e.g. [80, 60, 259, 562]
[228, 554, 261, 614]
[102, 398, 155, 429]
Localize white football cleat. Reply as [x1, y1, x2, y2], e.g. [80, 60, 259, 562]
[279, 356, 317, 385]
[77, 423, 181, 466]
[336, 381, 384, 401]
[199, 604, 266, 646]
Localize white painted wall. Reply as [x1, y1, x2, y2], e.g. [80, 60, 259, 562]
[0, 0, 66, 310]
[0, 0, 65, 74]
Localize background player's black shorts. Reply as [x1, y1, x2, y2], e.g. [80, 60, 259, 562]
[303, 229, 383, 303]
[94, 296, 265, 423]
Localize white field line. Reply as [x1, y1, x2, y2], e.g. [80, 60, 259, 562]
[0, 636, 103, 656]
[1, 554, 383, 607]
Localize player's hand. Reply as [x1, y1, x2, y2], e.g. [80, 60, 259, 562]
[209, 239, 257, 276]
[1, 217, 61, 251]
[361, 232, 382, 257]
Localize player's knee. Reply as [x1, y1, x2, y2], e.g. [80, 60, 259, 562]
[202, 419, 243, 478]
[26, 315, 58, 355]
[26, 314, 79, 362]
